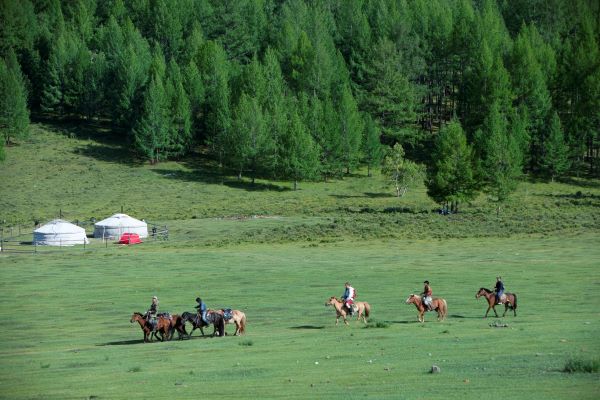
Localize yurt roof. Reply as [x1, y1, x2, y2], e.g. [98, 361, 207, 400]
[34, 219, 86, 234]
[95, 213, 146, 227]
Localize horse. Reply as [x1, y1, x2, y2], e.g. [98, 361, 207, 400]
[130, 312, 172, 342]
[181, 311, 209, 338]
[168, 314, 188, 340]
[475, 288, 517, 318]
[325, 296, 371, 325]
[214, 309, 247, 335]
[405, 294, 447, 323]
[181, 311, 225, 337]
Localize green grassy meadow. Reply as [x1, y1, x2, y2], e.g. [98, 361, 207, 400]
[0, 235, 599, 399]
[1, 122, 599, 399]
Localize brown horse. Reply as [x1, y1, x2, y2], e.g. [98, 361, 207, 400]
[325, 296, 371, 325]
[168, 314, 188, 340]
[476, 288, 517, 318]
[130, 312, 172, 342]
[405, 294, 447, 323]
[215, 309, 247, 335]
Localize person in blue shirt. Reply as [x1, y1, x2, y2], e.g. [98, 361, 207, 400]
[195, 297, 208, 324]
[341, 282, 356, 315]
[494, 277, 505, 305]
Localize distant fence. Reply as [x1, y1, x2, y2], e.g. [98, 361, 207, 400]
[0, 220, 168, 254]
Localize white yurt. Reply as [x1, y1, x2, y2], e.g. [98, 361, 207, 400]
[93, 213, 148, 239]
[33, 219, 89, 246]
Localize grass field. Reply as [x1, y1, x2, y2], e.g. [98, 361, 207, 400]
[0, 122, 599, 399]
[0, 234, 599, 399]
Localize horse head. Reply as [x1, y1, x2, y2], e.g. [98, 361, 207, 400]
[476, 288, 491, 299]
[130, 312, 143, 323]
[325, 296, 337, 306]
[405, 294, 418, 304]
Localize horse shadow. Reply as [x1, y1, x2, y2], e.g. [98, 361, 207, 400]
[289, 325, 325, 330]
[96, 339, 146, 346]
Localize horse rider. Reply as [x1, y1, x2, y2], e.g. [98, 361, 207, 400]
[341, 282, 356, 315]
[494, 276, 505, 305]
[195, 297, 208, 324]
[421, 280, 433, 311]
[145, 295, 159, 329]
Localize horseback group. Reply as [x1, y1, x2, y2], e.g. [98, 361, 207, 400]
[327, 277, 517, 325]
[130, 295, 246, 343]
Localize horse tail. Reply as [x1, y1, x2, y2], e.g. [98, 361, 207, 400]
[512, 293, 517, 310]
[239, 313, 246, 334]
[364, 302, 371, 318]
[441, 299, 447, 320]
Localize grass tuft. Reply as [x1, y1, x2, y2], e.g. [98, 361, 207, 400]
[364, 320, 390, 329]
[128, 366, 142, 373]
[563, 358, 599, 373]
[239, 340, 253, 347]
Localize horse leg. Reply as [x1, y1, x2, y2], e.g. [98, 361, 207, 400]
[502, 304, 508, 317]
[492, 305, 499, 318]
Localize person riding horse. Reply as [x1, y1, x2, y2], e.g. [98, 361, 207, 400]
[494, 276, 505, 305]
[195, 297, 208, 324]
[421, 281, 433, 311]
[145, 296, 159, 330]
[341, 282, 356, 315]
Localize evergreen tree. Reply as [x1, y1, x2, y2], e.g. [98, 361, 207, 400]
[382, 143, 425, 198]
[337, 84, 363, 174]
[361, 113, 383, 177]
[182, 60, 205, 138]
[0, 52, 30, 144]
[133, 75, 169, 164]
[196, 40, 231, 165]
[40, 46, 64, 115]
[229, 92, 274, 182]
[477, 102, 523, 214]
[165, 59, 192, 158]
[426, 119, 476, 213]
[279, 106, 320, 190]
[509, 25, 552, 171]
[365, 38, 417, 146]
[541, 112, 570, 181]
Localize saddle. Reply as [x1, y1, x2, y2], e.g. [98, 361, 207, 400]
[497, 294, 508, 304]
[222, 308, 233, 321]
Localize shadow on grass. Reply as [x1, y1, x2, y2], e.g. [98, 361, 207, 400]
[97, 339, 144, 346]
[448, 314, 481, 319]
[330, 192, 393, 199]
[289, 325, 325, 330]
[224, 180, 290, 192]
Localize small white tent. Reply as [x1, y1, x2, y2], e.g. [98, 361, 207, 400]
[93, 213, 148, 239]
[34, 219, 89, 246]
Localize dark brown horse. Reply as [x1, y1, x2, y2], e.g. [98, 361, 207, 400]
[405, 294, 447, 323]
[476, 288, 517, 318]
[130, 312, 172, 342]
[168, 314, 188, 340]
[181, 311, 225, 337]
[213, 309, 247, 335]
[181, 311, 209, 338]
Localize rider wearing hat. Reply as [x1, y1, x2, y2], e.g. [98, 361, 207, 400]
[494, 276, 505, 305]
[421, 281, 432, 311]
[146, 296, 159, 329]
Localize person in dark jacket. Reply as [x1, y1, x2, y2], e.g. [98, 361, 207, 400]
[195, 297, 208, 324]
[145, 296, 159, 329]
[494, 277, 505, 305]
[421, 281, 433, 311]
